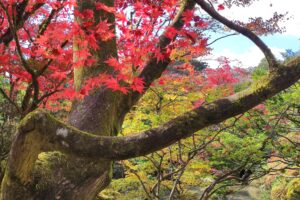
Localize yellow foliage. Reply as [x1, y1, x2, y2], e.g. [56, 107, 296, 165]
[286, 179, 300, 200]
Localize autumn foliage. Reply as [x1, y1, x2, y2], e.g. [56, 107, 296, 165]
[0, 0, 249, 113]
[1, 0, 300, 199]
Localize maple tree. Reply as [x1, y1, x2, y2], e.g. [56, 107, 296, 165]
[0, 0, 300, 199]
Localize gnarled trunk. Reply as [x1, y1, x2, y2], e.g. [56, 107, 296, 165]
[1, 0, 124, 199]
[2, 0, 300, 199]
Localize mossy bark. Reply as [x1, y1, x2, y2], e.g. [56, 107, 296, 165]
[1, 0, 300, 199]
[1, 0, 125, 199]
[37, 0, 124, 199]
[2, 61, 300, 200]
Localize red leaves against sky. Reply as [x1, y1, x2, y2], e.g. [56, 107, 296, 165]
[0, 0, 241, 111]
[155, 57, 246, 109]
[217, 4, 225, 11]
[206, 59, 241, 86]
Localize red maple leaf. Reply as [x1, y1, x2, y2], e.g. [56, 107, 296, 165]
[95, 2, 115, 13]
[131, 77, 144, 93]
[164, 27, 178, 40]
[217, 4, 225, 11]
[105, 77, 121, 91]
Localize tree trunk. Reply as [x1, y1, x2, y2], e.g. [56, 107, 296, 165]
[1, 0, 124, 199]
[1, 0, 300, 199]
[0, 0, 195, 198]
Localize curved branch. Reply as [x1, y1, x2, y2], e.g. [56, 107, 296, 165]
[93, 59, 300, 160]
[207, 33, 238, 46]
[7, 57, 300, 184]
[195, 0, 278, 69]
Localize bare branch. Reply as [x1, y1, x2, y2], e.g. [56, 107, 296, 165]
[194, 0, 278, 70]
[207, 33, 238, 46]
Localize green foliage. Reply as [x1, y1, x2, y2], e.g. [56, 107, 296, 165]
[0, 77, 20, 183]
[269, 178, 300, 200]
[99, 176, 148, 200]
[271, 178, 288, 200]
[252, 58, 268, 81]
[102, 57, 300, 199]
[32, 152, 67, 191]
[286, 179, 300, 200]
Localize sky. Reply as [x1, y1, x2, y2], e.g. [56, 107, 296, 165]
[203, 0, 300, 68]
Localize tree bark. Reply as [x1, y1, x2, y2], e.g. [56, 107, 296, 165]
[1, 0, 124, 199]
[1, 0, 300, 199]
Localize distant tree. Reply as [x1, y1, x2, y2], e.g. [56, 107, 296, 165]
[281, 49, 296, 60]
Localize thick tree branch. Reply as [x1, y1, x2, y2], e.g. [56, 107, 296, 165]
[7, 57, 300, 184]
[194, 0, 278, 69]
[138, 0, 196, 88]
[5, 0, 300, 187]
[21, 84, 33, 112]
[38, 7, 60, 36]
[120, 0, 196, 115]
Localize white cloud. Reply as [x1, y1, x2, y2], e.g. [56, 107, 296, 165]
[203, 46, 285, 68]
[202, 1, 298, 68]
[219, 0, 300, 37]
